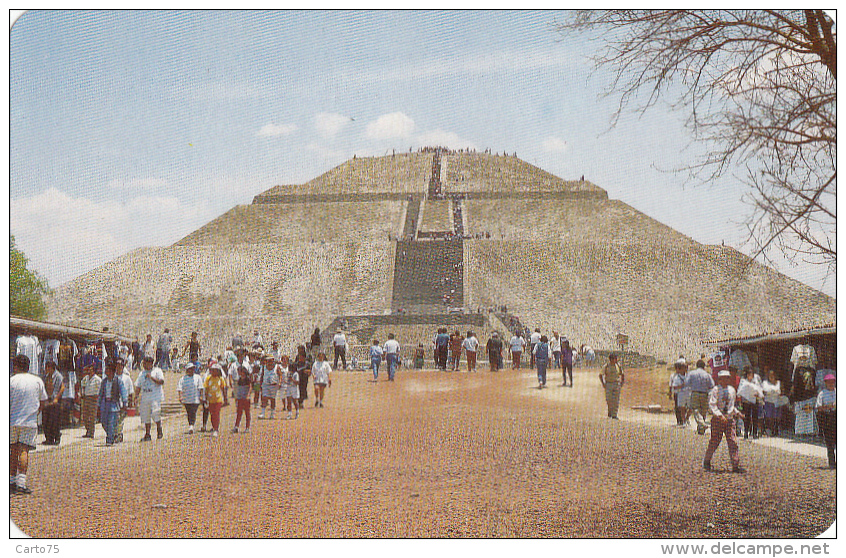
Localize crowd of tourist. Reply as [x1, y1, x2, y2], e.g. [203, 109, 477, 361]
[668, 348, 837, 471]
[10, 324, 836, 498]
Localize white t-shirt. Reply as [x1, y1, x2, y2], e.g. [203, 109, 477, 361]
[790, 344, 817, 371]
[135, 367, 165, 402]
[737, 378, 763, 404]
[119, 372, 133, 402]
[530, 332, 541, 345]
[384, 339, 401, 355]
[177, 374, 203, 404]
[462, 336, 479, 352]
[509, 336, 526, 352]
[229, 361, 246, 384]
[761, 379, 781, 404]
[550, 336, 561, 352]
[312, 361, 332, 384]
[16, 335, 42, 376]
[284, 369, 299, 388]
[262, 365, 280, 388]
[333, 333, 347, 348]
[10, 373, 48, 428]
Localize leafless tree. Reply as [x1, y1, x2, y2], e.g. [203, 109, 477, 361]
[556, 10, 835, 270]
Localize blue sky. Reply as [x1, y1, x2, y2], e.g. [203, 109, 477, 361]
[9, 10, 835, 297]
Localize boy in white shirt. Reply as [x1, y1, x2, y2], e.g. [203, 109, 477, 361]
[10, 355, 47, 494]
[462, 332, 479, 372]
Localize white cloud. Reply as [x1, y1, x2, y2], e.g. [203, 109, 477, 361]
[256, 122, 298, 137]
[414, 129, 477, 151]
[10, 188, 216, 287]
[314, 112, 351, 139]
[365, 112, 415, 139]
[542, 136, 569, 153]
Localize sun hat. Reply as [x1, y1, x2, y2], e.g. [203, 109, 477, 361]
[718, 370, 732, 378]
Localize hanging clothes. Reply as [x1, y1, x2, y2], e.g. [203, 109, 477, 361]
[41, 338, 61, 373]
[729, 348, 752, 371]
[57, 338, 79, 373]
[708, 348, 730, 381]
[790, 344, 817, 372]
[16, 334, 42, 375]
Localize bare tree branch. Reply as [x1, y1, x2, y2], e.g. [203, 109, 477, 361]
[555, 10, 836, 272]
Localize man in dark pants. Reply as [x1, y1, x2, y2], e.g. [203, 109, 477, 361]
[435, 328, 450, 370]
[815, 374, 836, 469]
[332, 329, 347, 370]
[486, 333, 503, 371]
[41, 361, 64, 445]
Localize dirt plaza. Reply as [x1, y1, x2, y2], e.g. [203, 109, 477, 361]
[10, 366, 835, 538]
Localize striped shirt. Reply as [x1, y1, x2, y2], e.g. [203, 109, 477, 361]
[177, 374, 203, 404]
[81, 374, 102, 397]
[816, 388, 836, 410]
[709, 385, 738, 417]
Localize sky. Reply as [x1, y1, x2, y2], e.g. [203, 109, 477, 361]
[8, 10, 836, 297]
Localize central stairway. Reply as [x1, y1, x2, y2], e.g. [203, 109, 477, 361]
[391, 238, 463, 312]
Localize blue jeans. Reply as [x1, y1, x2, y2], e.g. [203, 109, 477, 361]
[553, 351, 561, 368]
[386, 354, 399, 380]
[537, 360, 548, 385]
[371, 358, 381, 379]
[157, 350, 171, 370]
[100, 404, 119, 444]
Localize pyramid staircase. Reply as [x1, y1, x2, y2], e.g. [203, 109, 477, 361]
[320, 149, 487, 360]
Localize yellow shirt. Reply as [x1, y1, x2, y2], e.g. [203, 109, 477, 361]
[603, 363, 624, 384]
[204, 375, 226, 404]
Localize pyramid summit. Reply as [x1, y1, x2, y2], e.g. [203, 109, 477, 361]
[48, 148, 835, 360]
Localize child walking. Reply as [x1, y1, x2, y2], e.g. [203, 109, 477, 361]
[203, 363, 228, 437]
[370, 340, 384, 381]
[259, 354, 280, 419]
[232, 365, 252, 433]
[312, 352, 332, 408]
[283, 358, 300, 420]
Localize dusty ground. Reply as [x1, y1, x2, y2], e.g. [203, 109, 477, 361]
[10, 366, 835, 538]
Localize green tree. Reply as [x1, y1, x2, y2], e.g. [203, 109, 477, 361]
[10, 235, 51, 320]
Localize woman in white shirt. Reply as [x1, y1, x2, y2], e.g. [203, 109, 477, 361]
[737, 368, 764, 439]
[311, 352, 332, 408]
[282, 357, 300, 420]
[760, 369, 782, 436]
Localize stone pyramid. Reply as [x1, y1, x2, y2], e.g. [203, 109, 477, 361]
[48, 149, 835, 360]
